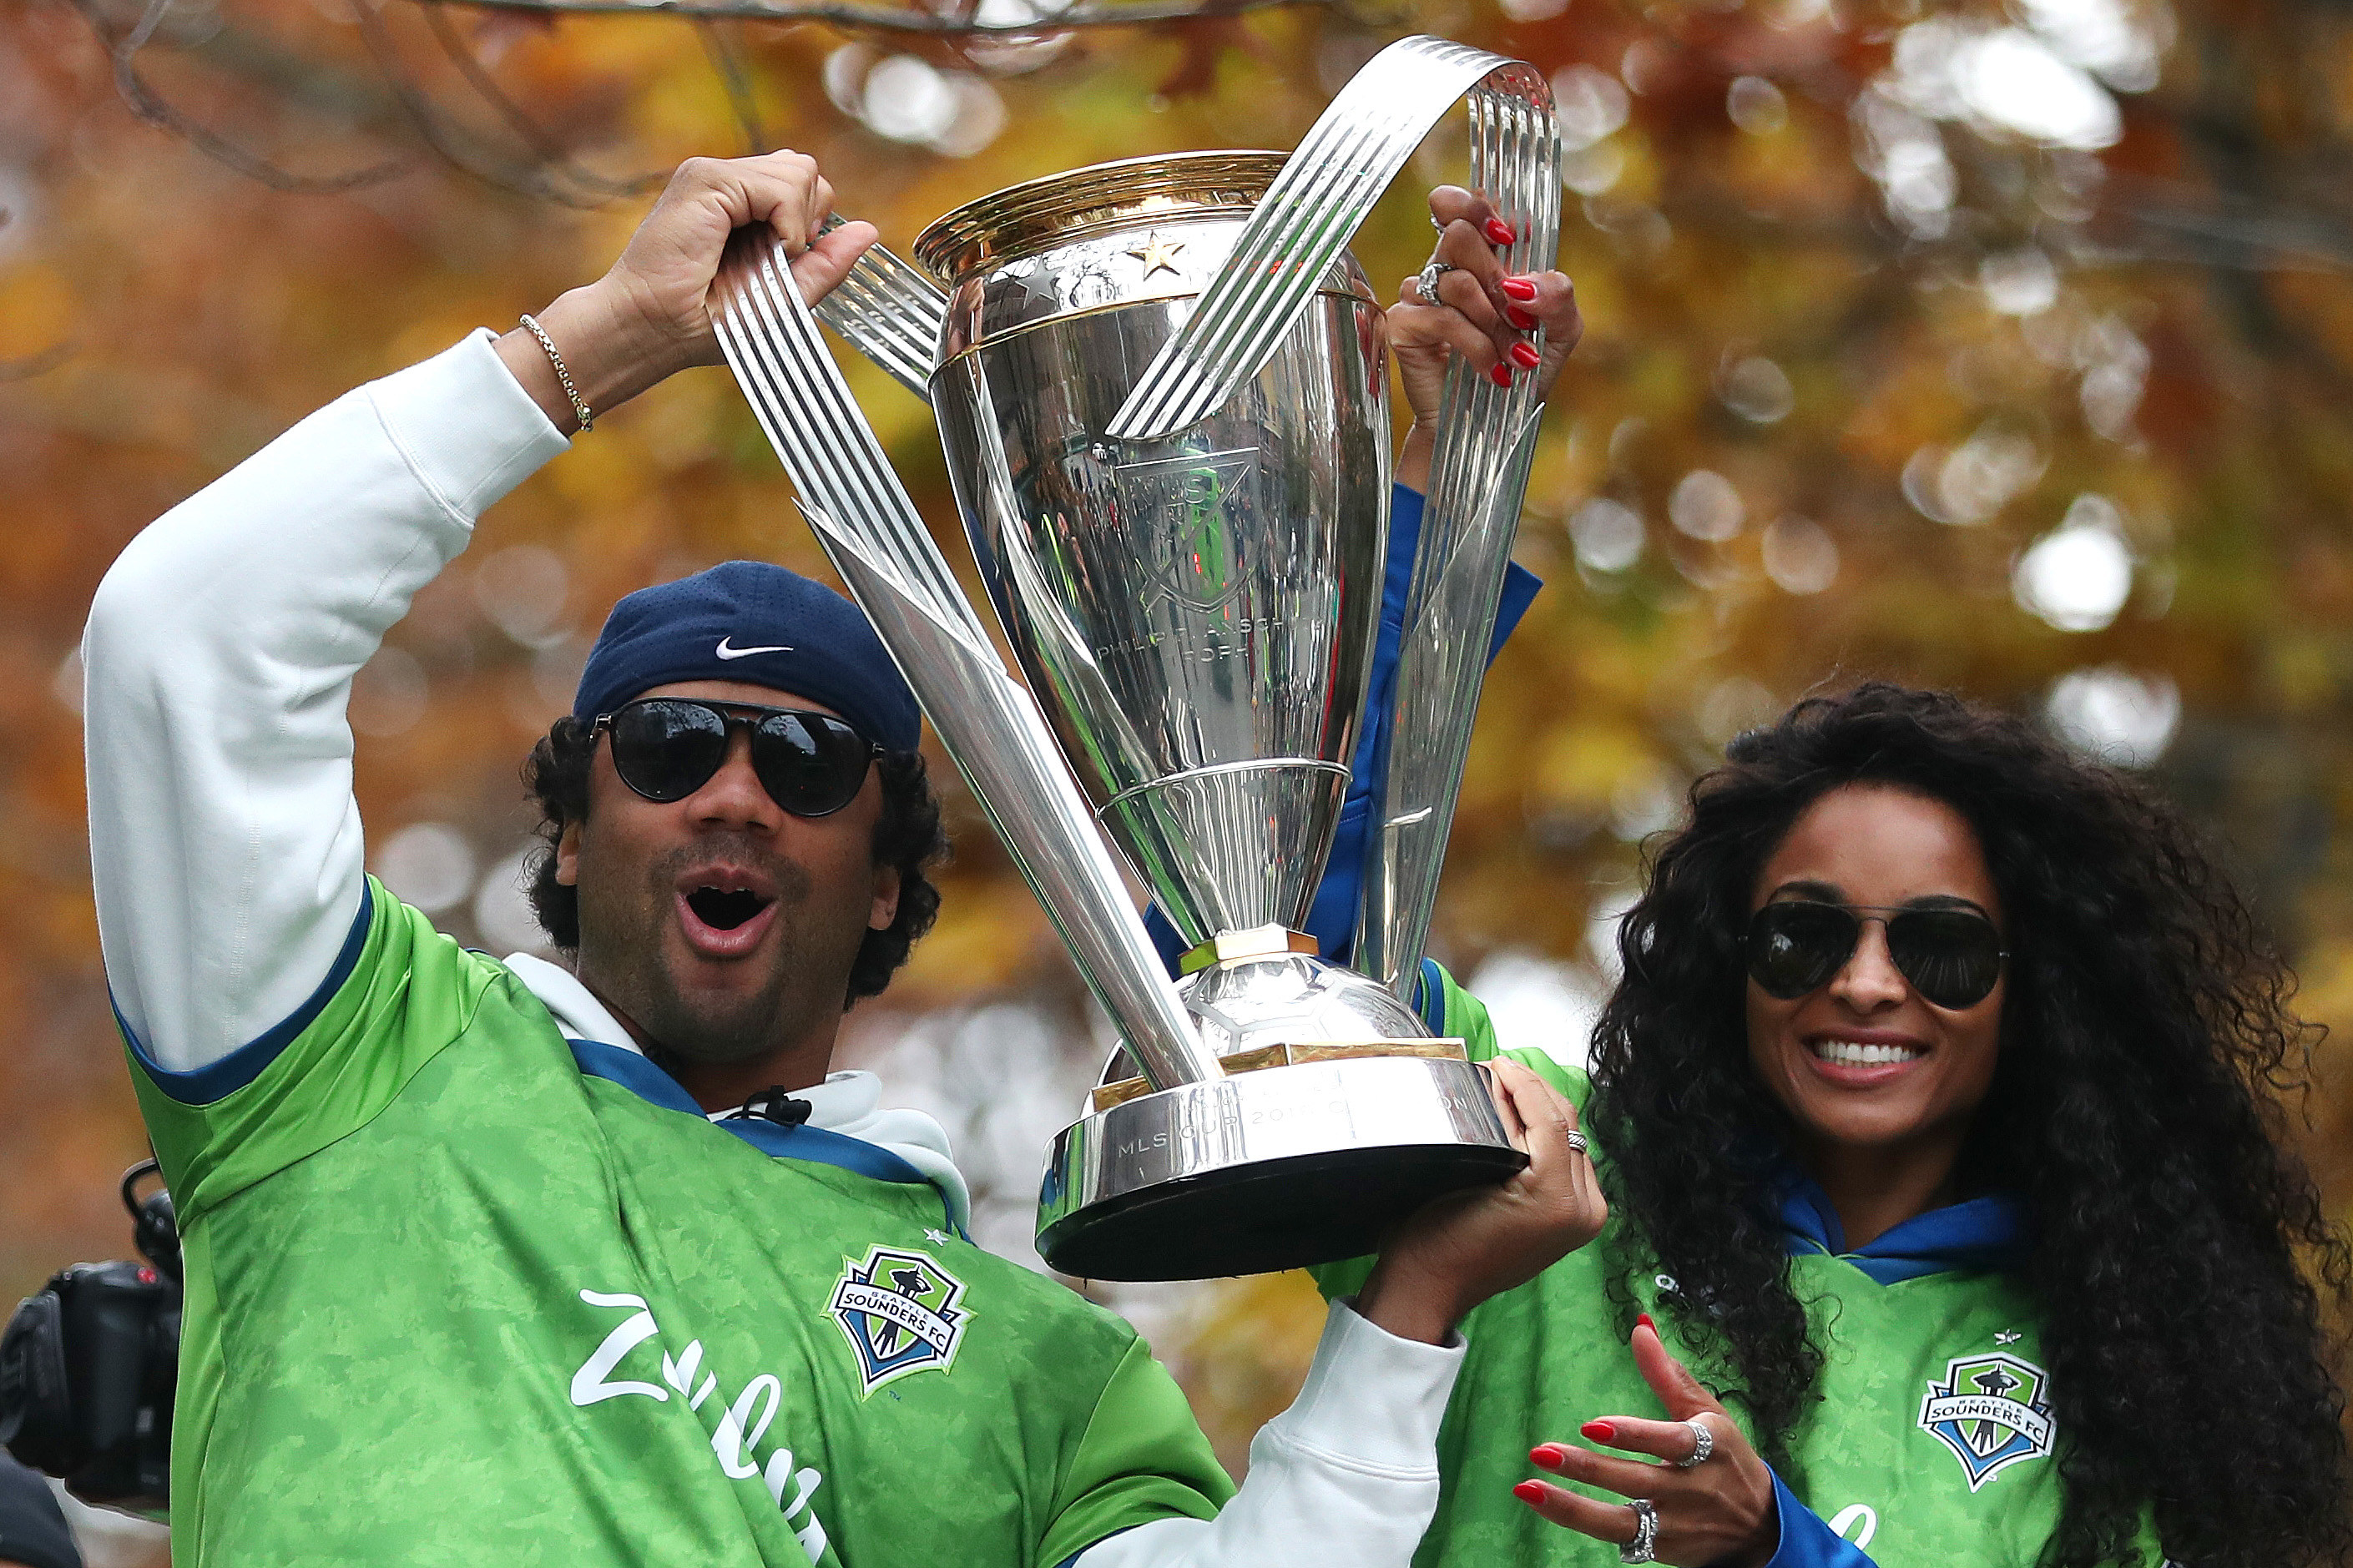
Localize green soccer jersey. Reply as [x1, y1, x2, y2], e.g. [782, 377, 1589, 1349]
[129, 880, 1231, 1567]
[1315, 975, 2108, 1568]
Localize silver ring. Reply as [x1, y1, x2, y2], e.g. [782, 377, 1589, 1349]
[1564, 1130, 1589, 1154]
[1619, 1498, 1659, 1564]
[1675, 1417, 1713, 1468]
[1415, 260, 1456, 306]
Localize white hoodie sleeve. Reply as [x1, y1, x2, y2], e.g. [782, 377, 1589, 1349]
[83, 330, 567, 1075]
[1075, 1298, 1463, 1568]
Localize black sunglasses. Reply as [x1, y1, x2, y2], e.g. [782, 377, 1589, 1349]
[1745, 900, 2007, 1012]
[591, 698, 883, 819]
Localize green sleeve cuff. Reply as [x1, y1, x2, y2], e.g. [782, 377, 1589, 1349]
[1036, 1334, 1232, 1565]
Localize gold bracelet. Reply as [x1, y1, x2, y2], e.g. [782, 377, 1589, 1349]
[518, 313, 593, 433]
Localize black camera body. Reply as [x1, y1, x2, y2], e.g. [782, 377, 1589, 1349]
[0, 1162, 181, 1511]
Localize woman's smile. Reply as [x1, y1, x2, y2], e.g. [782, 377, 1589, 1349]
[1745, 783, 2006, 1183]
[1802, 1027, 1929, 1081]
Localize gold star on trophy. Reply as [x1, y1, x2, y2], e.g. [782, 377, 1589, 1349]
[1128, 232, 1187, 281]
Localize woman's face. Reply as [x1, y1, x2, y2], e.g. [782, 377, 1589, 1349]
[1744, 783, 2007, 1158]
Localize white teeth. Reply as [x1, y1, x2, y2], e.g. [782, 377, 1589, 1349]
[1810, 1040, 1924, 1067]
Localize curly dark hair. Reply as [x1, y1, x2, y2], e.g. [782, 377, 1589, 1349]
[1588, 682, 2350, 1568]
[518, 716, 947, 1006]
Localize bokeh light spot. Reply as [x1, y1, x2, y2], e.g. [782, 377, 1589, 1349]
[2014, 496, 2134, 631]
[1552, 64, 1630, 149]
[1719, 355, 1795, 423]
[1562, 142, 1626, 197]
[1762, 516, 1840, 594]
[1981, 248, 2058, 315]
[865, 55, 960, 144]
[472, 544, 572, 648]
[1462, 950, 1603, 1071]
[1727, 76, 1790, 135]
[473, 847, 548, 955]
[1571, 497, 1645, 572]
[350, 646, 428, 737]
[373, 822, 478, 915]
[1669, 470, 1745, 542]
[1699, 677, 1778, 745]
[1956, 28, 2123, 149]
[2046, 666, 2179, 766]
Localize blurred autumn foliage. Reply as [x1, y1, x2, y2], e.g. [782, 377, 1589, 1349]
[7, 0, 2353, 1491]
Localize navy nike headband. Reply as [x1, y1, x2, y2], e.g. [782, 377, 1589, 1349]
[572, 561, 922, 753]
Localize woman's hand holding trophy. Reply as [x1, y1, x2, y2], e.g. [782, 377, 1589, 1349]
[1391, 184, 1583, 492]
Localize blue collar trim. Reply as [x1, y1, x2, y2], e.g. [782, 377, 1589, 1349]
[567, 1037, 934, 1192]
[1776, 1167, 2027, 1285]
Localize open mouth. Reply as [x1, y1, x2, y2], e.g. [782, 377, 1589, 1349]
[1807, 1038, 1926, 1068]
[674, 870, 781, 960]
[686, 885, 772, 930]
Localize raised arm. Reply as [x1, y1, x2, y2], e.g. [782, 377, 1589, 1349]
[83, 153, 872, 1076]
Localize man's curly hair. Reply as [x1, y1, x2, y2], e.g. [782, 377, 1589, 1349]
[518, 715, 946, 1006]
[1589, 681, 2350, 1568]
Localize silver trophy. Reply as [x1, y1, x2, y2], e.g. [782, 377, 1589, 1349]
[717, 36, 1560, 1279]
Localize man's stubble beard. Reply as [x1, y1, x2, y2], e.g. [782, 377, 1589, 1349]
[574, 834, 840, 1067]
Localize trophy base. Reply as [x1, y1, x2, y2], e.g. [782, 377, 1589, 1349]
[1036, 1054, 1527, 1281]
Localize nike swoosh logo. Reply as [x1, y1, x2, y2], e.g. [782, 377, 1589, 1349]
[714, 637, 793, 660]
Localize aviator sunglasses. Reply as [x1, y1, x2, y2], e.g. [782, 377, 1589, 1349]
[1745, 899, 2008, 1011]
[591, 698, 884, 819]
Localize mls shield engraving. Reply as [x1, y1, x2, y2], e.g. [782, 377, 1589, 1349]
[1116, 448, 1260, 614]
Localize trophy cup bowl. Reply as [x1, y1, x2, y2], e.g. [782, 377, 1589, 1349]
[915, 154, 1527, 1280]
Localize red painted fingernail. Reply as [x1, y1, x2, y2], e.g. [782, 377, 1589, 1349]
[1500, 276, 1539, 301]
[1484, 218, 1517, 245]
[1581, 1420, 1615, 1443]
[1512, 342, 1542, 369]
[1513, 1481, 1547, 1504]
[1506, 305, 1538, 330]
[1531, 1443, 1569, 1466]
[1637, 1312, 1656, 1332]
[1487, 362, 1513, 387]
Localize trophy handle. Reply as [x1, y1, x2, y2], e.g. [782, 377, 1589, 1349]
[713, 234, 1221, 1095]
[810, 215, 948, 403]
[1354, 410, 1544, 995]
[1103, 33, 1562, 998]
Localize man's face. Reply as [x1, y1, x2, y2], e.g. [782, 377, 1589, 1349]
[555, 678, 900, 1067]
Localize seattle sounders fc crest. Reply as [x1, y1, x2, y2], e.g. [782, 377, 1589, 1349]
[1917, 1350, 2054, 1490]
[829, 1246, 970, 1397]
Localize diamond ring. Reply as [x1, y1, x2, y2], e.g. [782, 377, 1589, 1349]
[1619, 1499, 1659, 1564]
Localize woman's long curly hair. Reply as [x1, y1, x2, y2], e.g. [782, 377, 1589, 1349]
[518, 716, 947, 1006]
[1588, 682, 2350, 1568]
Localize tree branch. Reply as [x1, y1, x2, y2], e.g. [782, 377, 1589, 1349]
[74, 0, 416, 192]
[0, 343, 75, 381]
[694, 18, 768, 154]
[409, 0, 1330, 34]
[420, 4, 667, 198]
[352, 0, 629, 208]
